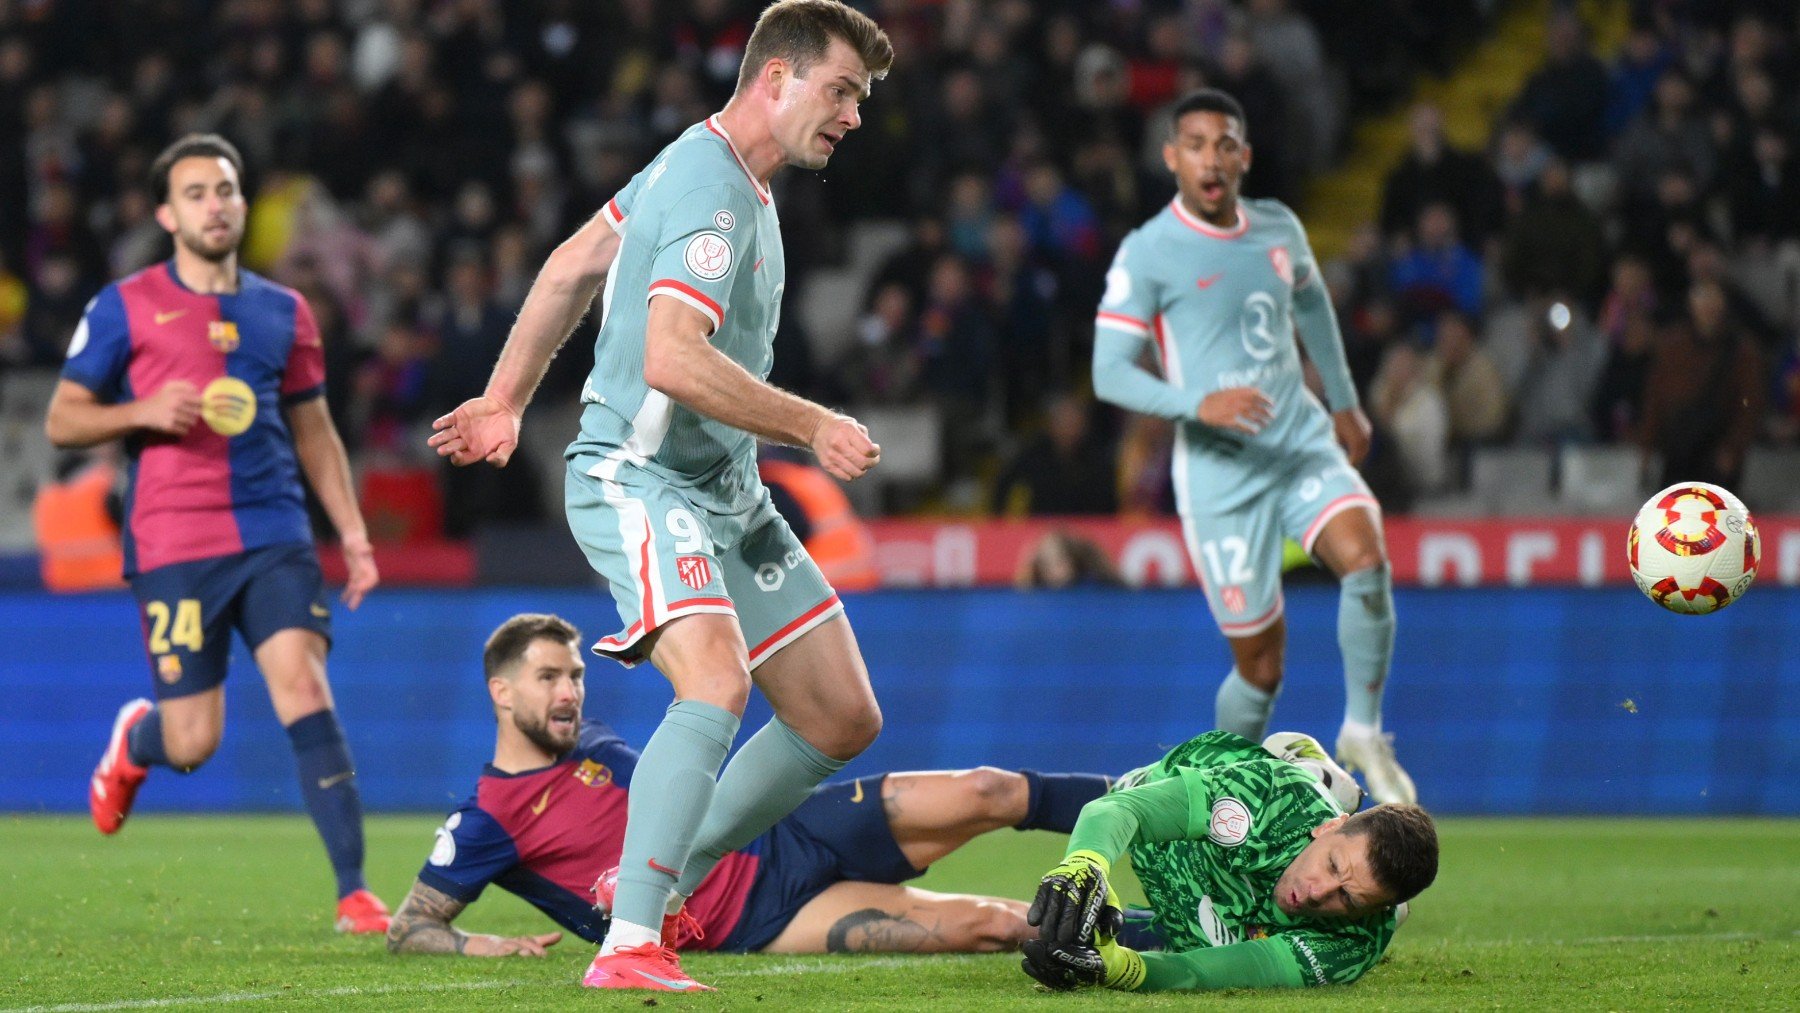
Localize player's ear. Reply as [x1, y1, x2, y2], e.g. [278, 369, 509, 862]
[1162, 140, 1179, 176]
[153, 202, 177, 235]
[1312, 814, 1349, 839]
[488, 675, 510, 711]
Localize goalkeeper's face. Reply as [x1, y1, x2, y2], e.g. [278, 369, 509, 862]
[495, 637, 586, 756]
[1272, 815, 1394, 920]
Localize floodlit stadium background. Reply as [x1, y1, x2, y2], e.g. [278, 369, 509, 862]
[1, 0, 1797, 816]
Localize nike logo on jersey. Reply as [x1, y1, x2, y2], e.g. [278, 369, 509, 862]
[753, 256, 766, 273]
[530, 785, 552, 815]
[850, 779, 864, 803]
[317, 771, 354, 790]
[154, 309, 188, 325]
[1196, 274, 1223, 290]
[647, 858, 680, 876]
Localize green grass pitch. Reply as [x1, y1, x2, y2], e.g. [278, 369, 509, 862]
[2, 816, 1795, 1010]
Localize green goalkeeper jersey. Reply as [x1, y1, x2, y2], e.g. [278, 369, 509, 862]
[1073, 731, 1398, 989]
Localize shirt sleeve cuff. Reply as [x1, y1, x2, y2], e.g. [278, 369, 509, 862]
[418, 867, 487, 903]
[279, 383, 326, 407]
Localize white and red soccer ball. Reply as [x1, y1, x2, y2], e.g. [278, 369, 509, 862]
[1627, 482, 1758, 615]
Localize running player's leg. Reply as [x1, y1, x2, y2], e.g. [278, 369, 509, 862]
[1281, 454, 1413, 802]
[878, 768, 1111, 868]
[1179, 499, 1288, 740]
[238, 542, 388, 927]
[567, 464, 745, 957]
[763, 882, 1031, 954]
[670, 509, 878, 901]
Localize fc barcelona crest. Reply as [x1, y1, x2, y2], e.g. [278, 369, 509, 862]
[676, 555, 713, 591]
[208, 320, 240, 353]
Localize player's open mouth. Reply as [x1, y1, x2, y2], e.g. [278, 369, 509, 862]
[819, 132, 841, 152]
[1199, 180, 1224, 201]
[549, 712, 576, 733]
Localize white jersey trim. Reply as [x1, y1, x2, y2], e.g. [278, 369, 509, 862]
[1170, 197, 1250, 239]
[705, 115, 772, 205]
[1096, 311, 1150, 337]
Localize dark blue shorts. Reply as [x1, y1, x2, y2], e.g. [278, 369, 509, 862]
[715, 775, 924, 953]
[127, 542, 331, 700]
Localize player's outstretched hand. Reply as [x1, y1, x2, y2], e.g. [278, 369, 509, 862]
[340, 534, 378, 611]
[429, 395, 522, 467]
[1332, 406, 1372, 466]
[463, 931, 563, 958]
[1020, 938, 1104, 991]
[1027, 849, 1112, 946]
[137, 379, 203, 437]
[1198, 386, 1274, 436]
[811, 412, 880, 481]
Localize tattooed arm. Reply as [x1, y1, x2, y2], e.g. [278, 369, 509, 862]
[386, 879, 563, 957]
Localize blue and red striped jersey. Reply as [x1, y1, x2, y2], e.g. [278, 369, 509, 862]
[418, 721, 763, 947]
[60, 261, 325, 575]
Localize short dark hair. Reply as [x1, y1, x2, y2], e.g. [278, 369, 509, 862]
[483, 613, 581, 681]
[1342, 803, 1438, 904]
[736, 0, 894, 95]
[1169, 88, 1248, 137]
[148, 133, 245, 202]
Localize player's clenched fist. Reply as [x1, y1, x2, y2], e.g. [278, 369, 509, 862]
[1027, 849, 1113, 946]
[1198, 386, 1274, 436]
[137, 379, 202, 436]
[429, 395, 523, 467]
[810, 412, 880, 481]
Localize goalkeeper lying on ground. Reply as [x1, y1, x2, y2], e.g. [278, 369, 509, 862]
[1022, 730, 1437, 992]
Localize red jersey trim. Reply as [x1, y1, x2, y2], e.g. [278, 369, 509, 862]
[648, 279, 724, 331]
[748, 594, 844, 668]
[704, 115, 772, 205]
[1170, 197, 1250, 239]
[603, 198, 627, 230]
[1302, 494, 1380, 554]
[1095, 311, 1151, 336]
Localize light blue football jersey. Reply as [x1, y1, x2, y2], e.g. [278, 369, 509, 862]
[1093, 197, 1357, 512]
[569, 116, 786, 517]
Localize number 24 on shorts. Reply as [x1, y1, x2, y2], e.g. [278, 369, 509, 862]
[145, 598, 204, 653]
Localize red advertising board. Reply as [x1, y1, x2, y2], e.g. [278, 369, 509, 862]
[864, 516, 1800, 588]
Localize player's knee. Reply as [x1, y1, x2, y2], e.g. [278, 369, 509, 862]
[161, 721, 221, 771]
[960, 766, 1024, 817]
[811, 698, 880, 760]
[272, 674, 332, 716]
[1334, 545, 1388, 580]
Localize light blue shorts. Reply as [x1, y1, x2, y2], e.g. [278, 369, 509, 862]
[565, 456, 842, 668]
[1174, 445, 1378, 638]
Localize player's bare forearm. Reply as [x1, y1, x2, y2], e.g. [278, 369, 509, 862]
[644, 299, 829, 447]
[285, 398, 368, 545]
[44, 378, 194, 447]
[386, 881, 472, 955]
[485, 211, 622, 410]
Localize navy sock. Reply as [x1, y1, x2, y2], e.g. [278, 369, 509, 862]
[126, 708, 173, 769]
[1118, 908, 1165, 951]
[1013, 770, 1111, 833]
[286, 710, 367, 899]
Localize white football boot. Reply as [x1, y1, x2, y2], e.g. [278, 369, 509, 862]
[1334, 724, 1417, 805]
[1262, 731, 1366, 813]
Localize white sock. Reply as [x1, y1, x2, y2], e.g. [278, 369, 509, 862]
[1340, 717, 1381, 738]
[601, 918, 660, 954]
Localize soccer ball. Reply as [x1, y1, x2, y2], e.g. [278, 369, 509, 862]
[1627, 482, 1758, 615]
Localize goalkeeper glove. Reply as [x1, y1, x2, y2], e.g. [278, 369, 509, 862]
[1019, 932, 1146, 991]
[1027, 850, 1113, 945]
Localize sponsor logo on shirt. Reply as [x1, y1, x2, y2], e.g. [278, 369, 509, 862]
[429, 812, 461, 866]
[201, 376, 256, 437]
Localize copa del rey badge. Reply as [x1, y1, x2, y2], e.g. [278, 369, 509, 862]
[1207, 796, 1251, 846]
[677, 555, 713, 591]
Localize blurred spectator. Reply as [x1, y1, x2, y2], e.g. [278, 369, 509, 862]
[1015, 529, 1123, 590]
[1424, 309, 1508, 448]
[1244, 0, 1335, 175]
[1509, 9, 1609, 161]
[1612, 71, 1715, 206]
[1380, 103, 1504, 247]
[1500, 158, 1605, 304]
[1114, 414, 1174, 516]
[1511, 300, 1606, 446]
[1390, 202, 1485, 323]
[351, 317, 433, 458]
[1491, 120, 1553, 213]
[1369, 342, 1450, 494]
[1605, 24, 1674, 137]
[916, 254, 997, 486]
[1639, 280, 1766, 487]
[1727, 128, 1800, 243]
[991, 393, 1117, 517]
[841, 281, 919, 404]
[1590, 306, 1657, 443]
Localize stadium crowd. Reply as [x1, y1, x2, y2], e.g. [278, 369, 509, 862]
[2, 0, 1795, 531]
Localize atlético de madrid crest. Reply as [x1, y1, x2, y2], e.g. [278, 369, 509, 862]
[676, 555, 713, 591]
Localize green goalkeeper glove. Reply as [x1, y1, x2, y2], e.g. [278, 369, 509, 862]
[1027, 850, 1113, 945]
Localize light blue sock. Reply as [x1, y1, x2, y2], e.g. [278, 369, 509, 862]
[609, 700, 739, 934]
[1339, 564, 1396, 728]
[1214, 668, 1277, 741]
[673, 718, 845, 897]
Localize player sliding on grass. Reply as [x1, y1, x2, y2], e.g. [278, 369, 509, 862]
[1092, 89, 1416, 803]
[1020, 731, 1437, 992]
[385, 614, 1112, 958]
[46, 134, 389, 935]
[429, 0, 893, 992]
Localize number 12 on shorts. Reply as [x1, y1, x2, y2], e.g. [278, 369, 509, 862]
[145, 598, 204, 653]
[1199, 537, 1254, 585]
